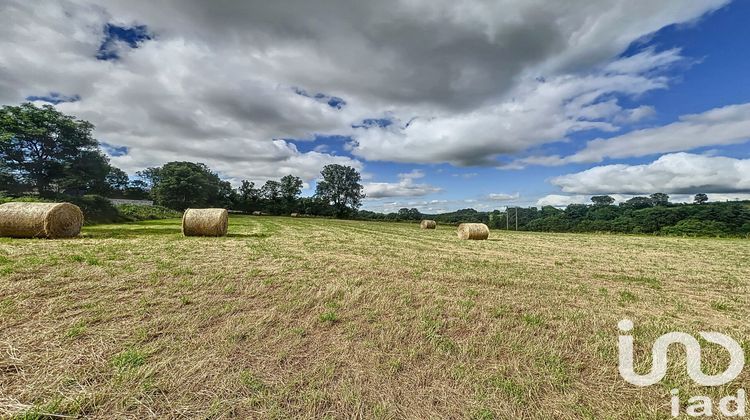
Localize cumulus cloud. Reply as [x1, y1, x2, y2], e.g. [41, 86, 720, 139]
[536, 195, 590, 207]
[567, 103, 750, 163]
[488, 193, 520, 201]
[364, 170, 442, 198]
[550, 153, 750, 195]
[537, 192, 750, 208]
[350, 48, 690, 166]
[0, 0, 732, 181]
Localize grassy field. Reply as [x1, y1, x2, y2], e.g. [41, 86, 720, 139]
[1, 216, 748, 419]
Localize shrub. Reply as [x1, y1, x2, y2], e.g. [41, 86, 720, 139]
[660, 219, 730, 237]
[117, 204, 181, 221]
[67, 195, 121, 224]
[0, 194, 46, 204]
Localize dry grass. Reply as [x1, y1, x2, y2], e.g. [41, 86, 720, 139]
[0, 216, 748, 419]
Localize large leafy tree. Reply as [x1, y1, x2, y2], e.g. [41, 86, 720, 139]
[260, 180, 282, 214]
[236, 180, 260, 212]
[0, 103, 108, 196]
[694, 193, 709, 205]
[591, 195, 615, 206]
[260, 180, 281, 201]
[315, 164, 364, 218]
[143, 161, 233, 210]
[280, 174, 303, 212]
[650, 192, 670, 206]
[0, 162, 21, 194]
[105, 167, 130, 196]
[622, 196, 654, 209]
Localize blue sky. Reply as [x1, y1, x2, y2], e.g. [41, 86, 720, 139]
[2, 0, 749, 213]
[295, 1, 750, 212]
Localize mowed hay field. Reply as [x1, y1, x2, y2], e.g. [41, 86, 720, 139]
[1, 216, 749, 419]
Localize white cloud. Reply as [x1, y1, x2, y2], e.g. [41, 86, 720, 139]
[0, 0, 731, 179]
[536, 194, 589, 207]
[551, 153, 750, 195]
[537, 192, 750, 208]
[364, 170, 442, 198]
[488, 192, 520, 201]
[566, 103, 750, 163]
[351, 49, 683, 165]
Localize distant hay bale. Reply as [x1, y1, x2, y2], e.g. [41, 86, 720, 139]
[420, 220, 436, 229]
[252, 211, 262, 216]
[182, 208, 228, 237]
[290, 213, 299, 217]
[0, 202, 84, 239]
[457, 223, 489, 240]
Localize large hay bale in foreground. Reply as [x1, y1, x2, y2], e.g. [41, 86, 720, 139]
[457, 223, 489, 240]
[182, 208, 228, 237]
[0, 202, 84, 239]
[420, 220, 437, 229]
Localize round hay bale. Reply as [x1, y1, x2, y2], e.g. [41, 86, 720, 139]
[420, 220, 437, 229]
[457, 223, 489, 240]
[290, 213, 299, 217]
[0, 202, 84, 239]
[182, 208, 228, 237]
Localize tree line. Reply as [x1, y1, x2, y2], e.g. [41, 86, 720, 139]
[400, 194, 748, 237]
[0, 102, 365, 218]
[137, 161, 365, 217]
[354, 194, 750, 237]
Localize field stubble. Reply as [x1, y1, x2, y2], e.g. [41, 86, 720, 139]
[0, 216, 748, 419]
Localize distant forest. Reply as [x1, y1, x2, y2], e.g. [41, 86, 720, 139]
[358, 195, 750, 237]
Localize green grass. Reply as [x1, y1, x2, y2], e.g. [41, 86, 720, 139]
[0, 215, 748, 418]
[112, 349, 146, 371]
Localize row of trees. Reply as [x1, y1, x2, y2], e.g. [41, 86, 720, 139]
[356, 194, 750, 237]
[1, 102, 366, 217]
[590, 193, 708, 208]
[134, 161, 365, 217]
[480, 194, 750, 236]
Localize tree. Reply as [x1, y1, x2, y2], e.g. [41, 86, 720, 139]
[260, 180, 281, 201]
[315, 164, 365, 218]
[105, 167, 130, 195]
[591, 195, 615, 206]
[650, 193, 670, 206]
[397, 207, 421, 221]
[124, 179, 150, 200]
[0, 162, 21, 194]
[280, 174, 303, 212]
[260, 180, 282, 214]
[564, 204, 589, 219]
[147, 161, 233, 210]
[237, 180, 260, 212]
[0, 103, 104, 196]
[694, 193, 709, 205]
[622, 196, 653, 209]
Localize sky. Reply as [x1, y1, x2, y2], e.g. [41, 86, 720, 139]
[1, 0, 749, 213]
